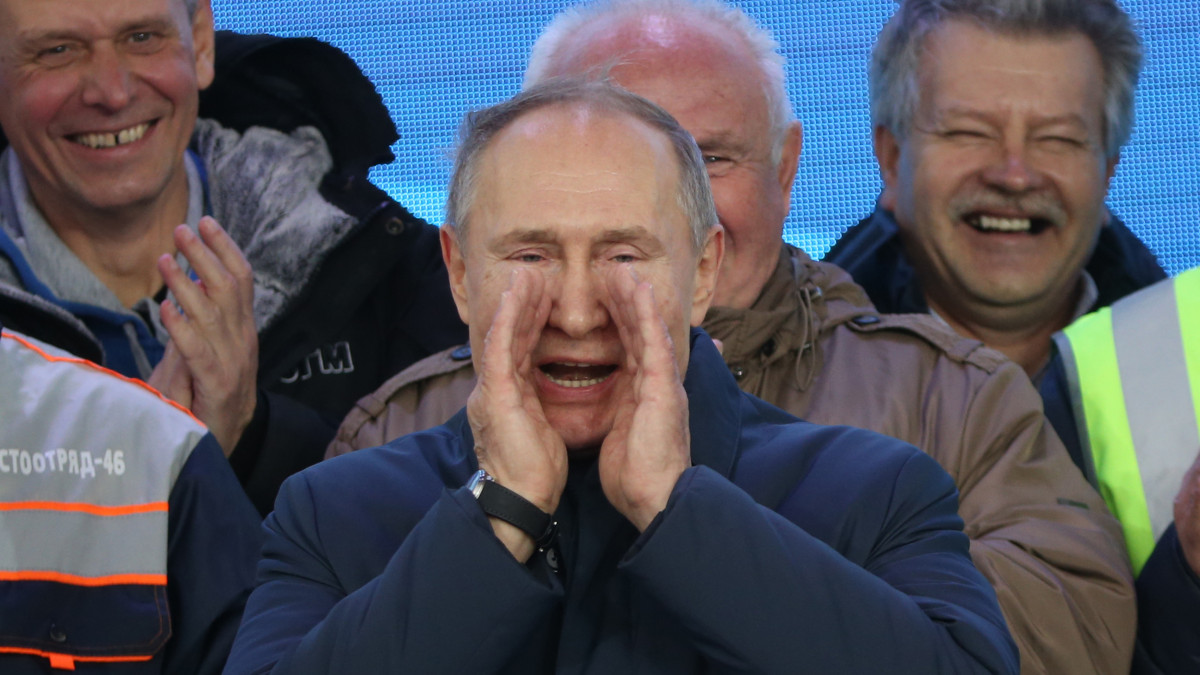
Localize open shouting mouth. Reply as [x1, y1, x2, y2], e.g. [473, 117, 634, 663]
[539, 362, 618, 388]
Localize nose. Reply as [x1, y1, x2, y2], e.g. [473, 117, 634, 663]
[981, 140, 1046, 194]
[79, 46, 133, 111]
[546, 263, 609, 339]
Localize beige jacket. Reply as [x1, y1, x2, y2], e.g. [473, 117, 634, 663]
[328, 245, 1135, 675]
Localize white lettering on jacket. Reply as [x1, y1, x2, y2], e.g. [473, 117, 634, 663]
[280, 341, 356, 384]
[0, 449, 128, 478]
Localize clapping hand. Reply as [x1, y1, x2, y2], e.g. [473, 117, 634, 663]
[148, 217, 258, 457]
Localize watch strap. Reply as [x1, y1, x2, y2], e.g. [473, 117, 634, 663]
[473, 472, 558, 550]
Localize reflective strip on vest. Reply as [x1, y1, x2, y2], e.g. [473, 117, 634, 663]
[0, 332, 202, 580]
[1060, 268, 1200, 575]
[0, 330, 208, 665]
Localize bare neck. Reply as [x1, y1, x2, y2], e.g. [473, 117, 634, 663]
[927, 283, 1083, 379]
[31, 173, 191, 309]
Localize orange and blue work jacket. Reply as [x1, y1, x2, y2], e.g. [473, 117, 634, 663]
[0, 327, 261, 673]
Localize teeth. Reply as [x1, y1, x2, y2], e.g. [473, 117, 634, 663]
[542, 362, 614, 388]
[72, 123, 150, 149]
[975, 215, 1031, 232]
[545, 374, 609, 388]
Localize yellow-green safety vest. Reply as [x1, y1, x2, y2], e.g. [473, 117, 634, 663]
[1055, 266, 1200, 575]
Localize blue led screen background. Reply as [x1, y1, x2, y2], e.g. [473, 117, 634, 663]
[213, 1, 1200, 274]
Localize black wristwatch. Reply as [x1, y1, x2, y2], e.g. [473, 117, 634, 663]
[467, 469, 558, 550]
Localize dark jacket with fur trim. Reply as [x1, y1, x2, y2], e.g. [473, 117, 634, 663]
[328, 245, 1136, 675]
[0, 33, 467, 516]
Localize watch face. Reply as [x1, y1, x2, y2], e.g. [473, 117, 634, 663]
[467, 469, 491, 498]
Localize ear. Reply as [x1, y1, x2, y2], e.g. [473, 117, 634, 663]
[441, 226, 471, 325]
[690, 224, 725, 326]
[874, 125, 902, 212]
[1104, 154, 1119, 186]
[776, 121, 803, 213]
[191, 0, 216, 91]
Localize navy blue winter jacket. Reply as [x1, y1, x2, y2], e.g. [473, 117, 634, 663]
[225, 330, 1017, 674]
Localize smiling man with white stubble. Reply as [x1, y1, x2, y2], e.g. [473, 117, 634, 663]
[224, 78, 1018, 674]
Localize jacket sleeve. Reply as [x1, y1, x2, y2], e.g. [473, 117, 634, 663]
[621, 459, 1018, 674]
[1131, 524, 1200, 674]
[950, 360, 1136, 674]
[324, 357, 477, 460]
[229, 390, 338, 517]
[164, 433, 263, 675]
[222, 479, 560, 674]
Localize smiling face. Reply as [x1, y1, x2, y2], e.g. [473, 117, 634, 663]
[541, 13, 801, 310]
[444, 104, 721, 450]
[877, 19, 1116, 328]
[0, 0, 214, 225]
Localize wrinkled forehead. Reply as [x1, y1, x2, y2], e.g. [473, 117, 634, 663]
[490, 105, 679, 196]
[0, 0, 192, 36]
[468, 105, 690, 245]
[540, 15, 773, 147]
[915, 21, 1107, 124]
[548, 11, 750, 79]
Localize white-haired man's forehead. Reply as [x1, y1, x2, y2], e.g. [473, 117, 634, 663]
[540, 7, 758, 78]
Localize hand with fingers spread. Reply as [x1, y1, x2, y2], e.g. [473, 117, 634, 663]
[466, 268, 567, 561]
[598, 265, 691, 532]
[1174, 448, 1200, 574]
[150, 216, 258, 456]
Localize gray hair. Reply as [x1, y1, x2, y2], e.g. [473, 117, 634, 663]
[524, 0, 794, 164]
[871, 0, 1142, 159]
[446, 77, 718, 252]
[184, 0, 198, 17]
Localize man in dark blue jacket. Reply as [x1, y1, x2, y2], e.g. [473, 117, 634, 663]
[225, 79, 1017, 674]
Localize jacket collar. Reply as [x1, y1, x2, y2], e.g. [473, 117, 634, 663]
[834, 208, 930, 315]
[680, 328, 742, 477]
[830, 206, 1165, 317]
[701, 244, 877, 392]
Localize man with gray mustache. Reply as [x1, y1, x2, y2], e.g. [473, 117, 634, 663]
[825, 0, 1165, 384]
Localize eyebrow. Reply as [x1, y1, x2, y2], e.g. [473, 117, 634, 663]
[489, 225, 666, 252]
[593, 226, 668, 257]
[16, 16, 175, 48]
[491, 229, 559, 249]
[694, 130, 745, 153]
[594, 226, 654, 244]
[936, 106, 1091, 130]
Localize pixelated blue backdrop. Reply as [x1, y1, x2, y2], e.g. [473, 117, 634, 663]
[213, 0, 1200, 274]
